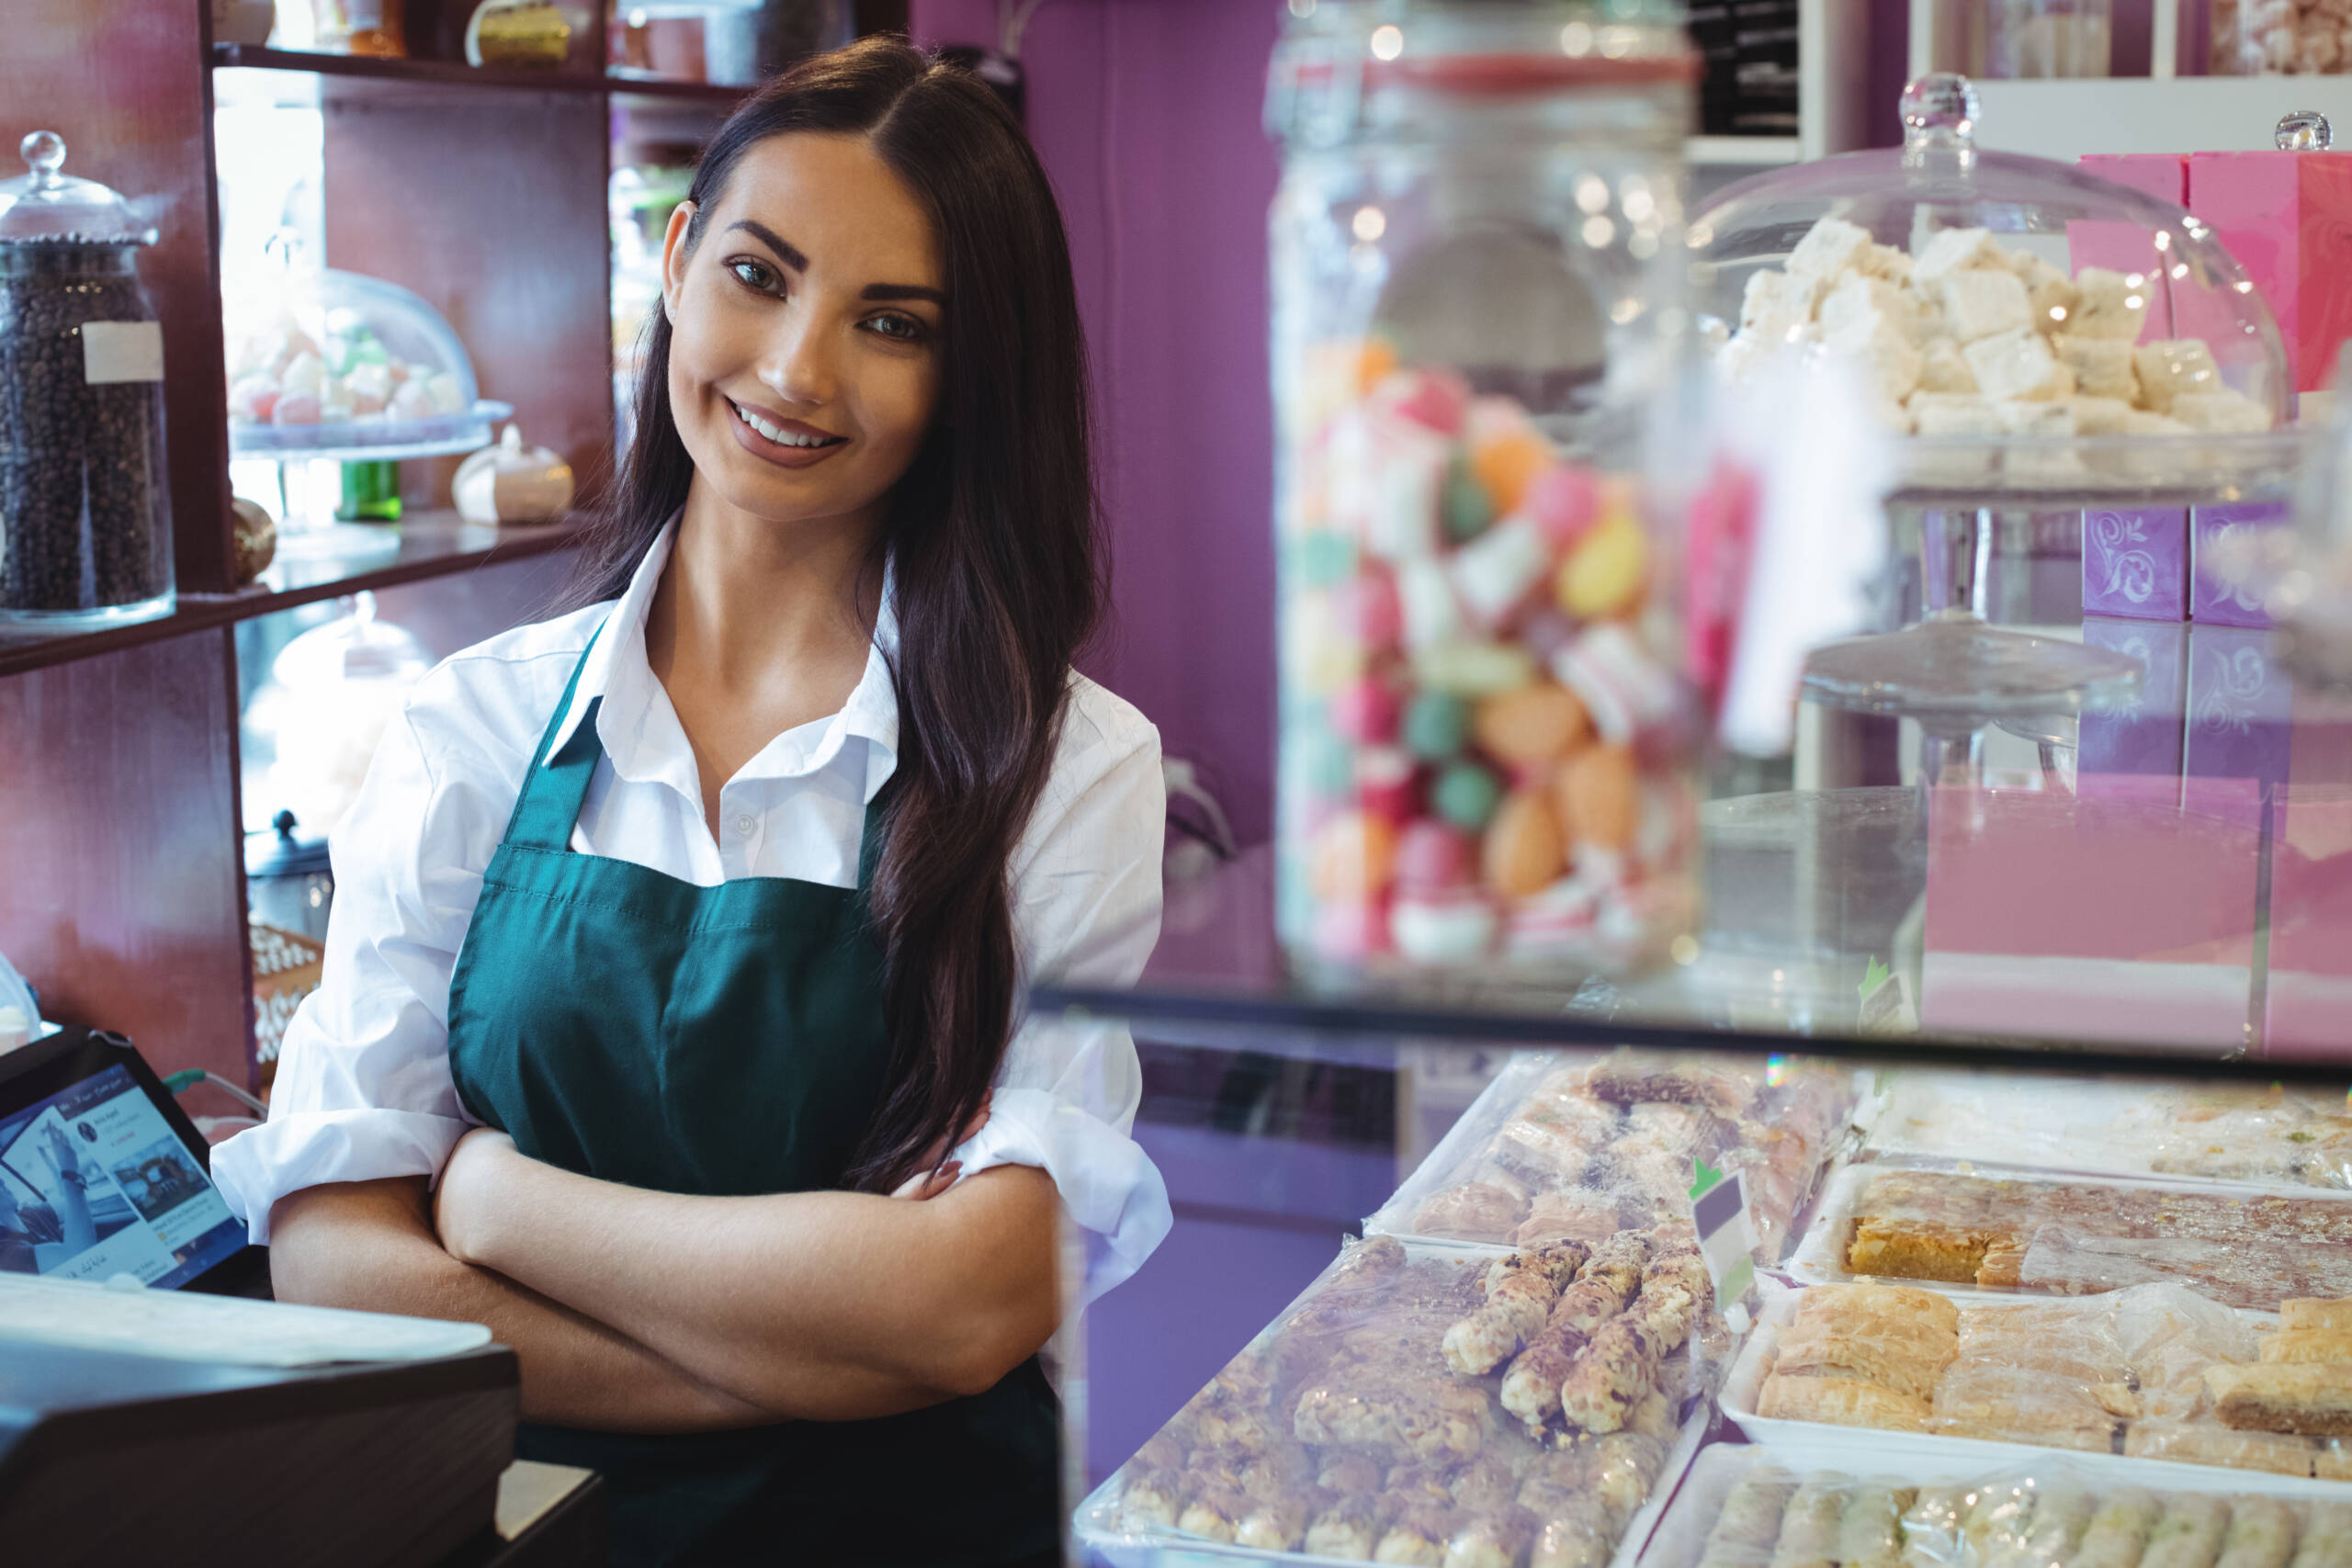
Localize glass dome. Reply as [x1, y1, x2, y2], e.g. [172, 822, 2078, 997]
[1689, 73, 2297, 507]
[223, 259, 512, 462]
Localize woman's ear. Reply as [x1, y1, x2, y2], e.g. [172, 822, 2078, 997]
[660, 199, 699, 326]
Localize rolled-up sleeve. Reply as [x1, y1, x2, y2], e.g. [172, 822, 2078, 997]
[210, 702, 488, 1244]
[952, 691, 1171, 1302]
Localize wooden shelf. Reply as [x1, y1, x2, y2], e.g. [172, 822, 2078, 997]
[210, 43, 750, 104]
[0, 513, 583, 680]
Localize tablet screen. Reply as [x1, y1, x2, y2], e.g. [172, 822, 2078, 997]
[0, 1062, 246, 1289]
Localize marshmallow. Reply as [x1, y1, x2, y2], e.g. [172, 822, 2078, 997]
[1912, 226, 2006, 285]
[2133, 339, 2222, 413]
[2016, 255, 2081, 333]
[2123, 409, 2189, 435]
[1739, 268, 1813, 342]
[1909, 393, 2004, 436]
[2169, 389, 2271, 433]
[1994, 400, 2077, 437]
[2053, 334, 2138, 401]
[1939, 267, 2035, 344]
[1917, 339, 1979, 395]
[2065, 395, 2134, 436]
[1818, 275, 1925, 402]
[1861, 243, 1916, 286]
[2069, 268, 2148, 342]
[1786, 217, 1878, 301]
[1962, 327, 2074, 402]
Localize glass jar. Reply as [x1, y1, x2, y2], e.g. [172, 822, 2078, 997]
[2218, 0, 2351, 73]
[1985, 0, 2110, 76]
[0, 131, 175, 629]
[1268, 1, 1702, 994]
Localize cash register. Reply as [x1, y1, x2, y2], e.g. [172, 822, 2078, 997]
[0, 1027, 598, 1567]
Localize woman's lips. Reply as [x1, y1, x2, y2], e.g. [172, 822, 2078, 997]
[726, 398, 849, 469]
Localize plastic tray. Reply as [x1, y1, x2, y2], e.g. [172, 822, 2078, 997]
[1636, 1441, 2352, 1568]
[1860, 1070, 2352, 1194]
[1365, 1050, 1871, 1261]
[1716, 1285, 2349, 1499]
[1075, 1393, 1713, 1568]
[1075, 1233, 1727, 1568]
[1782, 1157, 2352, 1309]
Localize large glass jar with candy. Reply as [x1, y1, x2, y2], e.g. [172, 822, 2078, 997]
[1267, 0, 1701, 992]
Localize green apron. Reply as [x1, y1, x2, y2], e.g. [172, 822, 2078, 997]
[445, 630, 1061, 1568]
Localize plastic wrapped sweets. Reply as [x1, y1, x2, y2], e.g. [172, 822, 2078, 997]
[1381, 1049, 1858, 1260]
[1092, 1230, 1728, 1564]
[1831, 1168, 2352, 1310]
[1750, 1281, 2350, 1478]
[1867, 1075, 2352, 1193]
[1647, 1449, 2352, 1568]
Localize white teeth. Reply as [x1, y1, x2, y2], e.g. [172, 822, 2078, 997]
[733, 402, 835, 448]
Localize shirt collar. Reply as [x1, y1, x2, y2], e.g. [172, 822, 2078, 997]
[545, 516, 902, 807]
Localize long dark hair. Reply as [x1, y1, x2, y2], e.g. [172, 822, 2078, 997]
[564, 37, 1103, 1194]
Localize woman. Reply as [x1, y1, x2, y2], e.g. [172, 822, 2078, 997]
[211, 38, 1170, 1568]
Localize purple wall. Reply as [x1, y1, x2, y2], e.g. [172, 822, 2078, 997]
[911, 0, 1284, 846]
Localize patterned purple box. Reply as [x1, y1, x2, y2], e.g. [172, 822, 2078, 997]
[2183, 623, 2295, 829]
[2081, 506, 2188, 621]
[2191, 502, 2291, 628]
[2078, 617, 2188, 792]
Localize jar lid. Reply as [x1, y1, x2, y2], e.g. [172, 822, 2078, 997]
[246, 810, 334, 879]
[1269, 0, 1695, 146]
[0, 131, 156, 246]
[269, 592, 433, 692]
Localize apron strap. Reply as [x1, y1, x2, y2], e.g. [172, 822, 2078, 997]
[854, 773, 893, 895]
[502, 623, 608, 852]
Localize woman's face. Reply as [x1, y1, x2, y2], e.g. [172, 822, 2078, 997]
[662, 132, 945, 533]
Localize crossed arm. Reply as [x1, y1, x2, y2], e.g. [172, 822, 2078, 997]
[266, 1136, 1061, 1431]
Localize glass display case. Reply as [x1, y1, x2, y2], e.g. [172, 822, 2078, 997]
[1053, 1023, 2352, 1567]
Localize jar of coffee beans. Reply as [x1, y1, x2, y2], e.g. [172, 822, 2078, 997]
[0, 130, 175, 628]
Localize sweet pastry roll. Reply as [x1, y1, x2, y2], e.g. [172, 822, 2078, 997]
[2124, 1419, 2317, 1477]
[2212, 1495, 2301, 1568]
[1306, 1494, 1383, 1560]
[1793, 1282, 1961, 1336]
[1414, 1181, 1530, 1242]
[2070, 1488, 2162, 1568]
[2264, 1329, 2352, 1364]
[1837, 1485, 1915, 1568]
[2139, 1494, 2233, 1568]
[1769, 1481, 1849, 1568]
[1756, 1371, 1931, 1431]
[1445, 1506, 1540, 1568]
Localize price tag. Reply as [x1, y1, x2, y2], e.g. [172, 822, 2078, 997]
[1858, 954, 1917, 1037]
[83, 321, 164, 386]
[1688, 1156, 1757, 1325]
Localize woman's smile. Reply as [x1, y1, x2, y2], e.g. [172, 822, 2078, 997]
[726, 396, 852, 468]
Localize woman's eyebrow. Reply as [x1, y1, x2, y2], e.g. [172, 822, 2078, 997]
[725, 220, 808, 271]
[725, 218, 944, 306]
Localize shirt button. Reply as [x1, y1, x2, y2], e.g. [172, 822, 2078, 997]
[733, 813, 757, 837]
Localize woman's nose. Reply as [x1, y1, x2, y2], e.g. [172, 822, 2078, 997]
[756, 305, 837, 410]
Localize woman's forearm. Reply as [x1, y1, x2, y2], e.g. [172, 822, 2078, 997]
[54, 1179, 96, 1253]
[442, 1152, 1061, 1417]
[267, 1177, 779, 1432]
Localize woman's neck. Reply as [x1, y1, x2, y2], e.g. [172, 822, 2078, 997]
[644, 481, 887, 830]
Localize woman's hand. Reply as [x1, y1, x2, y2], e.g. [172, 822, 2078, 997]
[433, 1126, 519, 1265]
[888, 1091, 992, 1201]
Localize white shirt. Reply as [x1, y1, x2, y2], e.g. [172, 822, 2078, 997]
[211, 522, 1172, 1299]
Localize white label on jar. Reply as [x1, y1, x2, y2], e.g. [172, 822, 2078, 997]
[83, 321, 164, 385]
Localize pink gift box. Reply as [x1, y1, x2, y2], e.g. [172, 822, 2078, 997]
[2080, 152, 2188, 207]
[1920, 784, 2258, 1048]
[2187, 148, 2352, 394]
[2265, 711, 2352, 1062]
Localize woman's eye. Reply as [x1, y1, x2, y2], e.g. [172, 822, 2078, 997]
[868, 313, 928, 344]
[729, 259, 777, 290]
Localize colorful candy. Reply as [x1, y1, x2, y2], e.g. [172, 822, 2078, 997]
[1555, 511, 1648, 621]
[1330, 675, 1402, 745]
[1472, 682, 1589, 770]
[1483, 788, 1566, 899]
[1432, 761, 1502, 832]
[1554, 744, 1640, 852]
[1401, 691, 1469, 761]
[1281, 351, 1692, 981]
